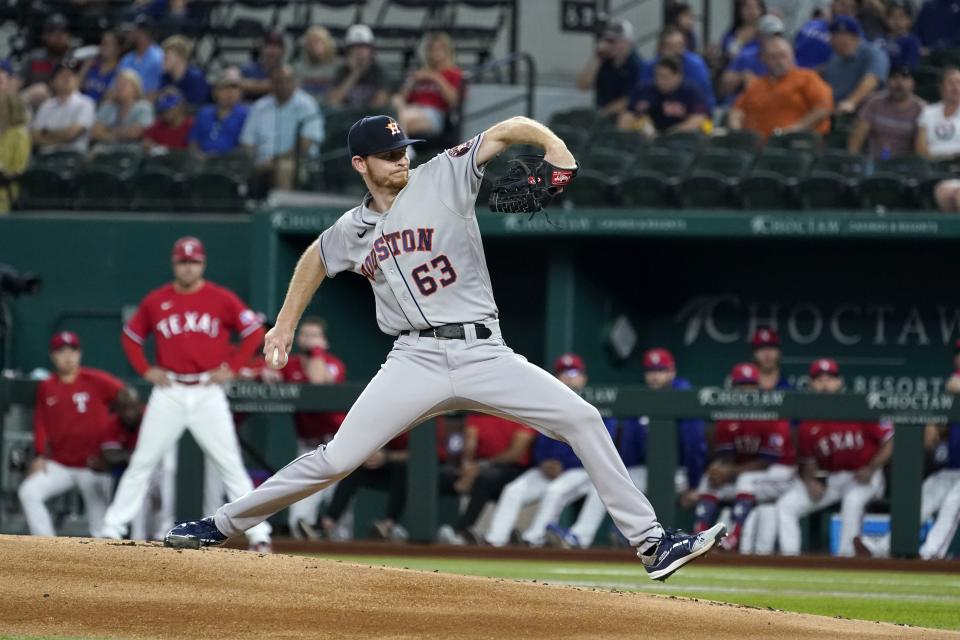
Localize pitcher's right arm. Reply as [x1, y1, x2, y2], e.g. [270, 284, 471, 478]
[264, 238, 327, 369]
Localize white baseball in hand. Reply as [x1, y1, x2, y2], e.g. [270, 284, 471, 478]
[268, 347, 287, 370]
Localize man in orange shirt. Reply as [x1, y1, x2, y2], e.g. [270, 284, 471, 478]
[729, 36, 833, 139]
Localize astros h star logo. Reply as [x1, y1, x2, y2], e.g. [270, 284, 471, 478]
[386, 120, 401, 136]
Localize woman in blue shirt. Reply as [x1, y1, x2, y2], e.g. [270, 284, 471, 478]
[80, 31, 121, 104]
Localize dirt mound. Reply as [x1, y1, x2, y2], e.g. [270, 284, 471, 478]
[0, 535, 954, 639]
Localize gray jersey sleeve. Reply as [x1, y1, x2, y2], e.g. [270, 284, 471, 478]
[431, 133, 486, 215]
[317, 213, 355, 278]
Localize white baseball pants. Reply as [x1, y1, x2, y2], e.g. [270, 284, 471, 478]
[919, 468, 960, 559]
[482, 467, 591, 546]
[776, 469, 885, 556]
[102, 383, 272, 544]
[18, 460, 112, 537]
[129, 447, 177, 541]
[215, 326, 663, 552]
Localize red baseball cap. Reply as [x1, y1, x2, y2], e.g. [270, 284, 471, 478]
[49, 331, 81, 351]
[730, 362, 760, 385]
[172, 236, 206, 262]
[809, 358, 840, 378]
[643, 348, 675, 371]
[751, 326, 781, 348]
[554, 352, 586, 375]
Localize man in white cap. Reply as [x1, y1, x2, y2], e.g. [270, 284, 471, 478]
[327, 24, 391, 109]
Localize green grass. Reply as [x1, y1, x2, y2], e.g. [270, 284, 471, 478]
[312, 554, 960, 631]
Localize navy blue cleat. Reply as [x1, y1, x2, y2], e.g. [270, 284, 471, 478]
[164, 517, 228, 550]
[640, 523, 726, 581]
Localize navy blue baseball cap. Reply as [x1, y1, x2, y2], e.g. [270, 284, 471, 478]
[348, 115, 423, 157]
[829, 15, 862, 36]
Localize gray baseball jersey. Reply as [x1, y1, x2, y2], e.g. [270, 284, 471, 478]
[214, 133, 666, 557]
[318, 133, 498, 334]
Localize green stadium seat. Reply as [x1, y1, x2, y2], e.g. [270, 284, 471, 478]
[581, 149, 632, 177]
[652, 130, 705, 154]
[74, 169, 130, 210]
[860, 172, 914, 210]
[678, 171, 739, 208]
[692, 149, 753, 179]
[620, 173, 679, 208]
[814, 149, 867, 178]
[632, 148, 693, 177]
[798, 171, 856, 210]
[752, 148, 814, 179]
[547, 107, 600, 131]
[934, 158, 960, 175]
[187, 171, 248, 213]
[142, 150, 200, 178]
[739, 172, 793, 209]
[31, 150, 85, 178]
[876, 155, 932, 180]
[564, 170, 616, 206]
[589, 129, 647, 155]
[767, 130, 822, 153]
[129, 169, 188, 212]
[204, 150, 255, 180]
[87, 148, 144, 179]
[708, 130, 762, 153]
[914, 175, 949, 210]
[18, 167, 72, 209]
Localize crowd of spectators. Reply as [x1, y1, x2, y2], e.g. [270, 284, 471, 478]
[578, 0, 960, 210]
[0, 9, 470, 212]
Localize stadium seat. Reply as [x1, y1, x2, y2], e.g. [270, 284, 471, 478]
[766, 130, 822, 153]
[142, 150, 199, 178]
[798, 172, 856, 210]
[589, 130, 647, 155]
[814, 150, 867, 179]
[130, 169, 188, 212]
[692, 149, 753, 179]
[652, 130, 705, 154]
[876, 155, 932, 180]
[87, 148, 144, 179]
[620, 173, 679, 209]
[632, 148, 693, 178]
[752, 148, 814, 180]
[548, 108, 601, 131]
[204, 150, 255, 181]
[859, 172, 914, 211]
[74, 169, 130, 211]
[31, 150, 85, 178]
[914, 175, 948, 210]
[934, 158, 960, 175]
[18, 167, 72, 210]
[739, 172, 793, 210]
[550, 125, 591, 154]
[564, 170, 617, 207]
[580, 149, 633, 178]
[187, 172, 248, 213]
[678, 171, 739, 209]
[708, 130, 762, 153]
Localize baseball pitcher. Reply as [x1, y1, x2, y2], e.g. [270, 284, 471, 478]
[165, 115, 725, 580]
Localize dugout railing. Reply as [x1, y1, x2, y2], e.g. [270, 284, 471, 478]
[0, 378, 946, 556]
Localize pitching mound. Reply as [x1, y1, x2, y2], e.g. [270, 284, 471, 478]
[0, 535, 955, 640]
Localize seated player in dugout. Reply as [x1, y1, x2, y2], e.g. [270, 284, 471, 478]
[436, 412, 536, 546]
[776, 358, 893, 557]
[694, 363, 795, 554]
[750, 326, 793, 390]
[19, 332, 134, 538]
[545, 348, 707, 550]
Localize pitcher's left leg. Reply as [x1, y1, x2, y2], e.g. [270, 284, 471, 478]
[455, 349, 661, 551]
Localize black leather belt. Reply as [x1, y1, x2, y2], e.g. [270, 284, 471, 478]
[401, 323, 492, 339]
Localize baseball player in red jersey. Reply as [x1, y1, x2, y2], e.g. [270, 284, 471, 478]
[262, 317, 348, 538]
[694, 363, 795, 553]
[776, 358, 894, 556]
[100, 236, 273, 550]
[19, 332, 127, 537]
